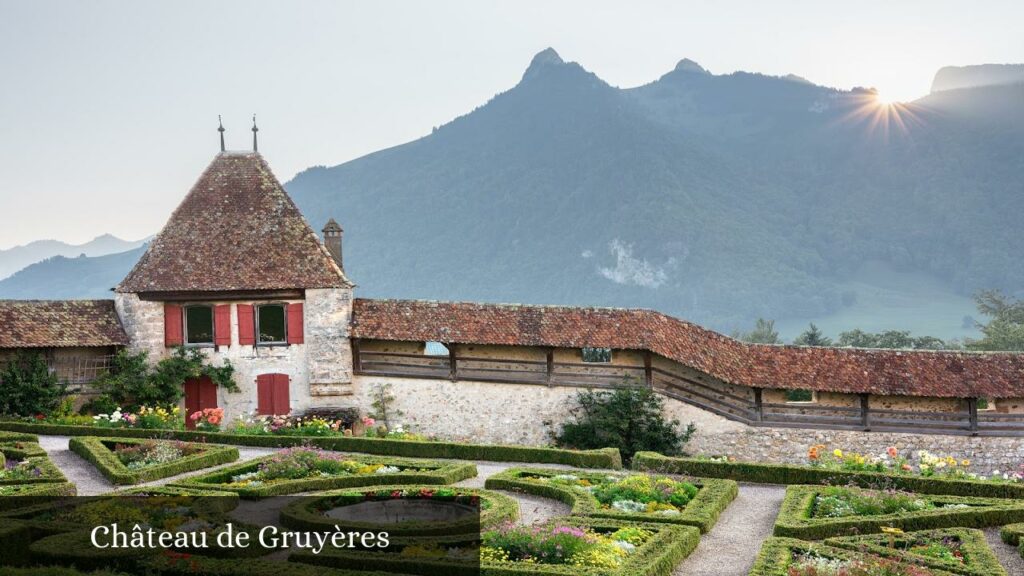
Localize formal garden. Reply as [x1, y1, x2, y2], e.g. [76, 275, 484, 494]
[2, 351, 1024, 575]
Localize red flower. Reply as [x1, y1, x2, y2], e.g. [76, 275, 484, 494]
[34, 414, 45, 420]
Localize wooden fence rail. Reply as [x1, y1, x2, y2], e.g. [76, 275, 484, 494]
[353, 348, 1024, 437]
[0, 355, 115, 387]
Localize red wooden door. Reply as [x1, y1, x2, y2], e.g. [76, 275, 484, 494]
[184, 376, 218, 429]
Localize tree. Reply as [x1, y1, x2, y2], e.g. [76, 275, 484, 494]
[0, 352, 68, 416]
[967, 290, 1024, 351]
[794, 323, 832, 347]
[556, 383, 695, 465]
[738, 318, 781, 344]
[837, 329, 948, 350]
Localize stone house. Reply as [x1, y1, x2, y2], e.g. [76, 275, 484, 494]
[5, 147, 1024, 465]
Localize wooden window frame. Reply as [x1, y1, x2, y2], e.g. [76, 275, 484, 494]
[784, 389, 818, 404]
[183, 304, 215, 347]
[581, 347, 613, 363]
[255, 303, 288, 347]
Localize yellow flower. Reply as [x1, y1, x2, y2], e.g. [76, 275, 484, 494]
[880, 526, 904, 535]
[833, 449, 843, 458]
[962, 459, 970, 467]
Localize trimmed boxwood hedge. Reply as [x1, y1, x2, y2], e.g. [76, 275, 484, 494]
[0, 442, 48, 459]
[279, 485, 518, 537]
[0, 482, 76, 508]
[824, 528, 1006, 576]
[773, 485, 1024, 540]
[171, 453, 477, 498]
[0, 421, 621, 468]
[290, 517, 702, 576]
[136, 555, 393, 576]
[633, 451, 1024, 498]
[0, 430, 39, 442]
[484, 467, 737, 533]
[0, 568, 129, 576]
[749, 536, 962, 576]
[68, 437, 239, 485]
[0, 520, 33, 566]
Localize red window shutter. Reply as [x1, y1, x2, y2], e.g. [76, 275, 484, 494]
[198, 376, 218, 409]
[164, 304, 183, 347]
[256, 374, 274, 415]
[273, 373, 290, 414]
[287, 303, 304, 344]
[214, 304, 231, 346]
[238, 304, 255, 345]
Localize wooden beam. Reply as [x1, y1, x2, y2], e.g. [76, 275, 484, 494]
[643, 351, 653, 388]
[448, 343, 457, 381]
[351, 338, 362, 373]
[859, 393, 871, 431]
[752, 387, 763, 422]
[545, 347, 555, 386]
[968, 398, 979, 435]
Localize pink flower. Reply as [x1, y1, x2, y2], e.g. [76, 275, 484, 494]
[361, 416, 376, 426]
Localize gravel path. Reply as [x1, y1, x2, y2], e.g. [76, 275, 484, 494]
[455, 461, 574, 526]
[674, 483, 786, 576]
[985, 528, 1024, 576]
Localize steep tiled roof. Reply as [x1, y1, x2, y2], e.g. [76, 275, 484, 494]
[117, 152, 350, 293]
[351, 298, 1024, 399]
[0, 300, 128, 348]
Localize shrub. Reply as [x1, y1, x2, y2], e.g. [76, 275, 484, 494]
[556, 384, 694, 465]
[826, 528, 1006, 576]
[485, 467, 736, 533]
[68, 437, 239, 484]
[632, 452, 1024, 499]
[0, 352, 68, 417]
[773, 485, 1024, 540]
[750, 537, 968, 576]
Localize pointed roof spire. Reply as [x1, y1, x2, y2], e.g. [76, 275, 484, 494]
[218, 115, 226, 152]
[251, 114, 259, 152]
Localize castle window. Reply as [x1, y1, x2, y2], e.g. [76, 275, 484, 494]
[256, 304, 287, 345]
[977, 397, 995, 411]
[184, 305, 214, 345]
[424, 341, 449, 356]
[581, 347, 612, 363]
[785, 389, 816, 403]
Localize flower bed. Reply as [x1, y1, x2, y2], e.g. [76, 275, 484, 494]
[0, 454, 67, 486]
[998, 523, 1024, 559]
[484, 467, 736, 533]
[279, 485, 518, 537]
[172, 447, 477, 498]
[632, 451, 1024, 498]
[749, 537, 962, 576]
[291, 517, 701, 576]
[0, 420, 621, 468]
[824, 528, 1006, 576]
[773, 485, 1024, 540]
[68, 436, 239, 484]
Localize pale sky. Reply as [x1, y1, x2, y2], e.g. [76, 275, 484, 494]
[1, 0, 1022, 249]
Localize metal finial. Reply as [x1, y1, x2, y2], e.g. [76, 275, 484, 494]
[218, 115, 225, 152]
[251, 114, 259, 152]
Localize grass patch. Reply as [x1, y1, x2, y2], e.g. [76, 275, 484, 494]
[68, 437, 239, 485]
[484, 467, 736, 533]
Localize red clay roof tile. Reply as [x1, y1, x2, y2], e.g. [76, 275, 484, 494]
[117, 152, 349, 293]
[0, 300, 128, 348]
[351, 298, 1024, 399]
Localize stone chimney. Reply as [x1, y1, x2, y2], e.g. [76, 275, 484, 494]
[322, 218, 344, 270]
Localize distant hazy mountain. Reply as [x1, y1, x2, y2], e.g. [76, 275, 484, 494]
[3, 50, 1022, 338]
[0, 245, 146, 299]
[0, 234, 146, 280]
[931, 63, 1024, 93]
[285, 49, 1024, 332]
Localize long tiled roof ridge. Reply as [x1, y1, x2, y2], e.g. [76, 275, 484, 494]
[351, 298, 1024, 399]
[117, 152, 350, 293]
[0, 299, 129, 348]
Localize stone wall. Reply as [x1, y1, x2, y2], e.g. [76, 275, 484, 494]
[113, 288, 353, 424]
[688, 427, 1024, 475]
[350, 375, 746, 445]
